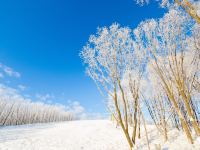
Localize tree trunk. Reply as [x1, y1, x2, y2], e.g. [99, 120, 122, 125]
[113, 86, 133, 149]
[179, 91, 200, 136]
[138, 110, 141, 139]
[132, 98, 138, 144]
[141, 111, 151, 150]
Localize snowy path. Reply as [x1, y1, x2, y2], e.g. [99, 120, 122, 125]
[0, 120, 129, 150]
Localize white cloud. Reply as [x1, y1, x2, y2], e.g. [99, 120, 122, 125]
[67, 101, 85, 114]
[66, 100, 106, 120]
[0, 84, 24, 101]
[18, 85, 26, 91]
[65, 100, 87, 119]
[36, 93, 54, 101]
[0, 73, 3, 78]
[0, 63, 21, 78]
[47, 100, 52, 104]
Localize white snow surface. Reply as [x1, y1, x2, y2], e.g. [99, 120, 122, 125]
[0, 120, 199, 150]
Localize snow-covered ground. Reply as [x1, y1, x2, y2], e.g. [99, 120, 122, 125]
[0, 120, 199, 150]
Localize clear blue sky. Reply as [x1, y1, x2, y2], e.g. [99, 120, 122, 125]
[0, 0, 165, 114]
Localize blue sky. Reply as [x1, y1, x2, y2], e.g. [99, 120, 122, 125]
[0, 0, 165, 115]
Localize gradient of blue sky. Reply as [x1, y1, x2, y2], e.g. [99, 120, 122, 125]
[0, 0, 165, 114]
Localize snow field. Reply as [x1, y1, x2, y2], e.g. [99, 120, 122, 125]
[0, 120, 200, 150]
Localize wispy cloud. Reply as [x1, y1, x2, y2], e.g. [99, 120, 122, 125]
[66, 100, 106, 120]
[65, 100, 86, 119]
[36, 93, 54, 101]
[0, 84, 26, 101]
[0, 73, 3, 78]
[18, 84, 26, 91]
[0, 63, 21, 78]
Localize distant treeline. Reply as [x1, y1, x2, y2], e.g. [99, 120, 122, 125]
[0, 98, 74, 126]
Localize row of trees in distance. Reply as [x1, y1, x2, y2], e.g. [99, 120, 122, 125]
[0, 97, 74, 126]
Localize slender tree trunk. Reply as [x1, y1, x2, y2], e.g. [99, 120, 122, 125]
[113, 86, 133, 149]
[118, 79, 129, 131]
[163, 119, 168, 142]
[138, 109, 141, 139]
[168, 94, 194, 144]
[132, 98, 138, 144]
[154, 61, 194, 144]
[141, 111, 151, 150]
[179, 91, 200, 136]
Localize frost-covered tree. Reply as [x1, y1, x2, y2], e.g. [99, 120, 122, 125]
[80, 24, 147, 149]
[81, 1, 200, 146]
[133, 7, 200, 143]
[144, 66, 174, 142]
